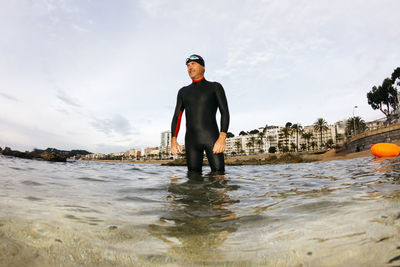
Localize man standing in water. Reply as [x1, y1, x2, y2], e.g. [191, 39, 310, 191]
[170, 54, 230, 173]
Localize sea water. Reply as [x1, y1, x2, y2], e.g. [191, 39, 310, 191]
[1, 155, 400, 266]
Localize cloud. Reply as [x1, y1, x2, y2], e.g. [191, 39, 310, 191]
[56, 89, 81, 107]
[0, 92, 19, 102]
[91, 114, 136, 136]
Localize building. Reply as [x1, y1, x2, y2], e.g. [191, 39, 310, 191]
[145, 147, 160, 159]
[160, 130, 171, 157]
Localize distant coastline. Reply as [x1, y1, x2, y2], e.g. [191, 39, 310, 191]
[86, 149, 373, 166]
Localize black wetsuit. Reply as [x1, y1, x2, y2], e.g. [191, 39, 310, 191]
[171, 77, 230, 172]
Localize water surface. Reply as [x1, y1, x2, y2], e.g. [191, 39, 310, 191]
[1, 155, 400, 266]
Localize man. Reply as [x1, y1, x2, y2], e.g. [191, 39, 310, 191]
[171, 54, 230, 173]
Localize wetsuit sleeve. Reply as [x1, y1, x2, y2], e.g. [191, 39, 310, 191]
[171, 89, 185, 137]
[215, 83, 230, 133]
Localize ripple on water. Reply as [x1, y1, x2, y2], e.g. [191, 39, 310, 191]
[77, 177, 109, 182]
[21, 180, 42, 186]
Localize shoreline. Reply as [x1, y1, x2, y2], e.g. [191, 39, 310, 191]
[86, 149, 375, 166]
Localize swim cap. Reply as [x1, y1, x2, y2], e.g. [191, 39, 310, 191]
[185, 54, 205, 67]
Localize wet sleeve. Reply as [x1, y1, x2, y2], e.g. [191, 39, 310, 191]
[215, 83, 230, 133]
[171, 89, 185, 137]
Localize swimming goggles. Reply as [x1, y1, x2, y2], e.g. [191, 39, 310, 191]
[186, 55, 199, 63]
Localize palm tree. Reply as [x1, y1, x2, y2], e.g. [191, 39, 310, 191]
[302, 132, 313, 151]
[311, 141, 317, 151]
[313, 118, 329, 149]
[246, 141, 253, 155]
[256, 139, 263, 153]
[300, 143, 307, 151]
[346, 116, 367, 136]
[257, 131, 265, 153]
[249, 136, 257, 154]
[290, 142, 297, 152]
[291, 123, 303, 152]
[280, 125, 292, 150]
[234, 140, 242, 155]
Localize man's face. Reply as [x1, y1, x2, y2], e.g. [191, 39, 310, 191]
[187, 61, 205, 80]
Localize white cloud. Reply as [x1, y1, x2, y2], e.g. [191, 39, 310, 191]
[0, 0, 399, 153]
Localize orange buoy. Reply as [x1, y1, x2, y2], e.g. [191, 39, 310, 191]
[370, 143, 400, 158]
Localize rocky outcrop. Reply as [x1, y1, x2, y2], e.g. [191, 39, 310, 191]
[1, 147, 67, 162]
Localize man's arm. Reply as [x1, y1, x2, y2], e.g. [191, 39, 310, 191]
[212, 132, 227, 154]
[171, 89, 184, 154]
[213, 83, 230, 154]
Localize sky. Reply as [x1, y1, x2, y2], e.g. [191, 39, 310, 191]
[1, 0, 399, 153]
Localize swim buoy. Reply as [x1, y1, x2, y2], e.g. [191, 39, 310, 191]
[370, 143, 400, 158]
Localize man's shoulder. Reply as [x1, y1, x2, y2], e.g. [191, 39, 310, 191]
[207, 80, 224, 91]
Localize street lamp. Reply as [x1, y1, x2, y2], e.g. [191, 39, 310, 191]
[353, 106, 358, 135]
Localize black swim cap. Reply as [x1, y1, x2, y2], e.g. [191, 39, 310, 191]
[186, 54, 205, 67]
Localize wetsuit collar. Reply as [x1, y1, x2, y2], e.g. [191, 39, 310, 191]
[192, 76, 205, 83]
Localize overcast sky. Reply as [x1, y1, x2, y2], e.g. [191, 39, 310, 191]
[1, 0, 399, 153]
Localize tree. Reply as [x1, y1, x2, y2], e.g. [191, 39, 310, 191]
[302, 132, 313, 151]
[227, 132, 235, 138]
[257, 131, 265, 153]
[239, 131, 248, 136]
[300, 143, 307, 151]
[280, 122, 292, 150]
[249, 129, 259, 135]
[391, 67, 400, 87]
[268, 146, 276, 153]
[246, 141, 253, 155]
[256, 139, 264, 154]
[313, 118, 329, 149]
[290, 142, 296, 152]
[311, 141, 317, 150]
[291, 123, 303, 152]
[367, 75, 399, 122]
[346, 116, 367, 136]
[234, 140, 242, 155]
[326, 139, 334, 148]
[249, 136, 256, 154]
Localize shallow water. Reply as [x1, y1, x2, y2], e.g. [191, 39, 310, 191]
[1, 155, 400, 266]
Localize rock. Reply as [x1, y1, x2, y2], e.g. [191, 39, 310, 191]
[39, 152, 67, 162]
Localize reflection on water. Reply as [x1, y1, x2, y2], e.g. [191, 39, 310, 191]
[2, 155, 400, 265]
[149, 172, 239, 262]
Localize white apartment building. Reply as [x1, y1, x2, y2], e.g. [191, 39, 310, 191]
[160, 130, 171, 157]
[226, 121, 348, 155]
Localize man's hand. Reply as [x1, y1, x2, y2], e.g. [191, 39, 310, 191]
[171, 137, 182, 155]
[213, 132, 227, 154]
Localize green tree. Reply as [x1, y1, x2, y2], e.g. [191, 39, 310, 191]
[300, 143, 307, 151]
[290, 142, 297, 152]
[291, 123, 303, 152]
[280, 122, 292, 150]
[346, 116, 367, 136]
[246, 141, 253, 155]
[367, 75, 399, 122]
[239, 131, 248, 136]
[227, 132, 235, 138]
[311, 141, 317, 150]
[391, 67, 400, 86]
[256, 139, 264, 154]
[234, 140, 242, 155]
[302, 132, 313, 151]
[249, 129, 259, 135]
[313, 118, 329, 149]
[277, 141, 283, 153]
[249, 136, 256, 154]
[257, 131, 265, 153]
[326, 139, 334, 148]
[268, 146, 276, 153]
